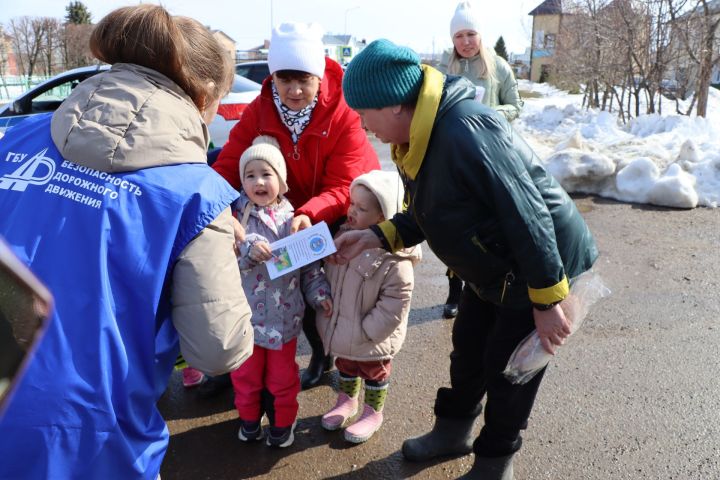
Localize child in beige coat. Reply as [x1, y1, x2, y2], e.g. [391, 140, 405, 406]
[317, 170, 421, 443]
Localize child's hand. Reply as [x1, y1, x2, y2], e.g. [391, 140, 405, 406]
[319, 298, 333, 317]
[249, 241, 273, 263]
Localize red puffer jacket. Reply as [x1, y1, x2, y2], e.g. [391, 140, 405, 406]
[213, 57, 380, 225]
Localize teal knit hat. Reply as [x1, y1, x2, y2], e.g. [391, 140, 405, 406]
[343, 39, 424, 109]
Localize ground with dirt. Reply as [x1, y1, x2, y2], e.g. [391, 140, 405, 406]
[159, 137, 720, 479]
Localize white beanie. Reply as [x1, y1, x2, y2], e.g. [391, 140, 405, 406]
[239, 135, 288, 195]
[351, 170, 405, 220]
[268, 22, 326, 78]
[450, 1, 482, 37]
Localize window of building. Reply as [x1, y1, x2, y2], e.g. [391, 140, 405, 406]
[544, 34, 556, 49]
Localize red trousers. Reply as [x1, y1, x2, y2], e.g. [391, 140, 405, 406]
[231, 338, 299, 428]
[335, 358, 392, 382]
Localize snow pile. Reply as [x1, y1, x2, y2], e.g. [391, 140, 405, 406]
[515, 80, 720, 208]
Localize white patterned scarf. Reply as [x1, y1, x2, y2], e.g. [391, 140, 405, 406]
[271, 82, 318, 144]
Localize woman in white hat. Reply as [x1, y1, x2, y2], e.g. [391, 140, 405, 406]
[438, 1, 524, 320]
[211, 22, 380, 391]
[440, 1, 524, 121]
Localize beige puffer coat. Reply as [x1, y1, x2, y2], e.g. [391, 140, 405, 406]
[50, 63, 253, 376]
[318, 245, 421, 361]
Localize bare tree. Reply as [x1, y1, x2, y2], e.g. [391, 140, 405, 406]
[59, 23, 94, 69]
[669, 0, 720, 117]
[552, 0, 694, 120]
[8, 16, 51, 84]
[38, 18, 62, 76]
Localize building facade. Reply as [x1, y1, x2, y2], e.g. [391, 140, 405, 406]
[528, 0, 566, 82]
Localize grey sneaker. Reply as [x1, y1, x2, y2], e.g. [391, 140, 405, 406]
[266, 421, 296, 448]
[238, 420, 263, 442]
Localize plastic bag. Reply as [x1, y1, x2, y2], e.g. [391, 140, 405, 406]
[503, 271, 611, 385]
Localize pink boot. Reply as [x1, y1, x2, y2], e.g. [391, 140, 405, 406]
[321, 392, 358, 431]
[344, 403, 383, 443]
[182, 367, 205, 388]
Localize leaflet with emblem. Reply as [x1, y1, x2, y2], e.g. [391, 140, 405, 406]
[265, 221, 336, 280]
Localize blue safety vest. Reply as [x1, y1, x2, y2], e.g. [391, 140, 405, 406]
[0, 114, 239, 479]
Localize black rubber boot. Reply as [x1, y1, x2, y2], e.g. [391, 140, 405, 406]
[196, 372, 232, 399]
[401, 416, 475, 462]
[300, 312, 333, 390]
[458, 453, 514, 480]
[443, 272, 463, 319]
[300, 350, 333, 390]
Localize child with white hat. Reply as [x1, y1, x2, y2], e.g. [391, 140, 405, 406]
[317, 170, 421, 443]
[230, 135, 332, 448]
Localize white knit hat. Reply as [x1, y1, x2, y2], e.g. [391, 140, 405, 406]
[450, 1, 482, 37]
[351, 170, 405, 220]
[239, 135, 288, 195]
[268, 22, 326, 78]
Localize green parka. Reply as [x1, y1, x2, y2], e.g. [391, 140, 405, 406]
[376, 72, 597, 307]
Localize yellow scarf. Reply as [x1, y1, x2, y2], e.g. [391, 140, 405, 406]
[390, 65, 444, 180]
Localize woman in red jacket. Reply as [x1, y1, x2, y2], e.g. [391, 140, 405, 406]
[212, 22, 380, 390]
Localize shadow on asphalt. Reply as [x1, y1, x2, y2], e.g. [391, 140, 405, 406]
[162, 413, 463, 480]
[162, 414, 431, 479]
[158, 373, 235, 421]
[322, 451, 466, 479]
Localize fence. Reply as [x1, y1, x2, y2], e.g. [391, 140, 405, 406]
[0, 76, 52, 102]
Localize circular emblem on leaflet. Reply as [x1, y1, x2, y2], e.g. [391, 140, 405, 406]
[309, 235, 326, 254]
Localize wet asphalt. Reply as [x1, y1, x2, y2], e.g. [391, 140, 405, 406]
[159, 137, 720, 479]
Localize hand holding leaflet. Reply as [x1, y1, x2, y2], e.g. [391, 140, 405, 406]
[264, 221, 336, 280]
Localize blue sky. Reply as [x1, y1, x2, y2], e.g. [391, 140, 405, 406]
[0, 0, 537, 57]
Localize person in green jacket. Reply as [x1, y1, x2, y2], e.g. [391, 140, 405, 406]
[438, 0, 525, 319]
[333, 39, 597, 480]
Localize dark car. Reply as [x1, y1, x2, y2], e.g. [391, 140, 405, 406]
[235, 61, 270, 85]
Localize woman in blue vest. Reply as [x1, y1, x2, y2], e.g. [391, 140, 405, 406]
[0, 5, 253, 479]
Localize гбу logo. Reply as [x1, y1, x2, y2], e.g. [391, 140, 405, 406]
[0, 149, 56, 192]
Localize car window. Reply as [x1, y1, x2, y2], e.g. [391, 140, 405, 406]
[33, 80, 81, 103]
[231, 75, 261, 94]
[236, 63, 270, 85]
[250, 66, 269, 84]
[29, 73, 100, 114]
[235, 65, 251, 77]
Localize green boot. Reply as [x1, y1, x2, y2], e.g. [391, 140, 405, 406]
[401, 416, 475, 462]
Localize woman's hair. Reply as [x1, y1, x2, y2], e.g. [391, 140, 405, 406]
[449, 34, 496, 81]
[89, 4, 233, 111]
[273, 70, 317, 82]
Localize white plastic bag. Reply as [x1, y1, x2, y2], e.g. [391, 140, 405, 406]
[503, 271, 611, 385]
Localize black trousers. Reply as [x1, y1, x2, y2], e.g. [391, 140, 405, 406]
[302, 303, 324, 355]
[434, 287, 546, 457]
[301, 215, 346, 357]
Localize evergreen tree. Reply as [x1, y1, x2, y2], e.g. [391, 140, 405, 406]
[65, 1, 92, 25]
[493, 36, 508, 61]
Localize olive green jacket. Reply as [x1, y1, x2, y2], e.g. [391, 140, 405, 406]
[375, 70, 597, 307]
[438, 48, 523, 122]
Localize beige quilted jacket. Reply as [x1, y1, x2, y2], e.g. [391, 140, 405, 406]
[50, 63, 253, 376]
[318, 245, 421, 361]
